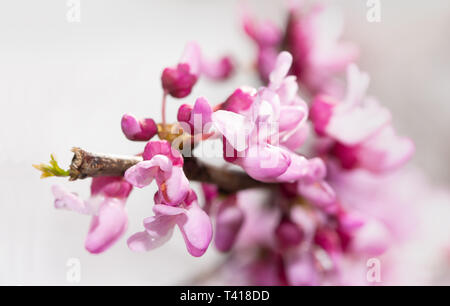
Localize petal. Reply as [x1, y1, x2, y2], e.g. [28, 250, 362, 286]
[280, 122, 310, 151]
[351, 219, 391, 256]
[127, 228, 174, 252]
[273, 152, 310, 182]
[285, 253, 319, 286]
[222, 87, 256, 114]
[124, 157, 172, 188]
[279, 105, 307, 132]
[298, 180, 336, 208]
[179, 41, 201, 76]
[215, 196, 245, 252]
[90, 176, 132, 199]
[156, 166, 190, 206]
[201, 55, 234, 80]
[52, 185, 93, 215]
[357, 125, 415, 173]
[143, 140, 184, 166]
[342, 64, 370, 108]
[85, 198, 128, 254]
[121, 114, 157, 141]
[177, 202, 213, 257]
[212, 110, 252, 151]
[190, 97, 213, 134]
[127, 205, 182, 252]
[269, 51, 293, 88]
[328, 97, 391, 145]
[239, 144, 291, 182]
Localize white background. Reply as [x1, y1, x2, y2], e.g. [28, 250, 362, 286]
[0, 0, 449, 285]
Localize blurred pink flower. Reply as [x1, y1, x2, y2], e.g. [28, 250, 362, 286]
[127, 191, 212, 257]
[52, 176, 132, 254]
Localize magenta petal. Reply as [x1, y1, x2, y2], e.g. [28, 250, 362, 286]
[124, 157, 172, 188]
[215, 196, 245, 252]
[190, 97, 213, 134]
[121, 114, 157, 141]
[142, 140, 184, 166]
[240, 144, 291, 182]
[85, 198, 128, 254]
[156, 166, 190, 206]
[222, 87, 256, 114]
[177, 202, 212, 257]
[90, 177, 132, 199]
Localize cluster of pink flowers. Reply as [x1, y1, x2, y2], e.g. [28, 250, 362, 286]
[50, 2, 417, 285]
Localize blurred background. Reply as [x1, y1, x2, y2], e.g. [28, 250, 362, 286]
[0, 0, 449, 285]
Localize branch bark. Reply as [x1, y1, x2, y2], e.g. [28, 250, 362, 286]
[69, 147, 268, 193]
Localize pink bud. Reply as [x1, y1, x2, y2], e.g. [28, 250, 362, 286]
[221, 87, 256, 113]
[275, 218, 304, 249]
[177, 104, 193, 123]
[121, 114, 157, 141]
[161, 63, 198, 98]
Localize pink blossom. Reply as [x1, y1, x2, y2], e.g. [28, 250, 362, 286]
[177, 97, 213, 136]
[162, 42, 234, 98]
[243, 3, 358, 94]
[121, 114, 157, 141]
[285, 4, 359, 94]
[52, 176, 132, 254]
[212, 52, 322, 183]
[125, 140, 190, 206]
[214, 195, 245, 252]
[311, 65, 414, 173]
[127, 193, 212, 257]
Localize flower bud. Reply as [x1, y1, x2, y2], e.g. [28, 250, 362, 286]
[121, 114, 157, 141]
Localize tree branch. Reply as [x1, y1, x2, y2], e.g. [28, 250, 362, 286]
[69, 147, 268, 193]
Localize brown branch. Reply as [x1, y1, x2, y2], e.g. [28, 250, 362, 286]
[69, 147, 268, 193]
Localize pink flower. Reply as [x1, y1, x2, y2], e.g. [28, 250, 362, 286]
[310, 65, 414, 173]
[161, 42, 201, 98]
[121, 114, 157, 141]
[285, 4, 358, 94]
[127, 192, 212, 257]
[243, 3, 358, 94]
[161, 42, 234, 98]
[52, 176, 132, 254]
[214, 195, 245, 252]
[212, 52, 322, 183]
[125, 140, 190, 206]
[177, 97, 213, 136]
[241, 7, 282, 84]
